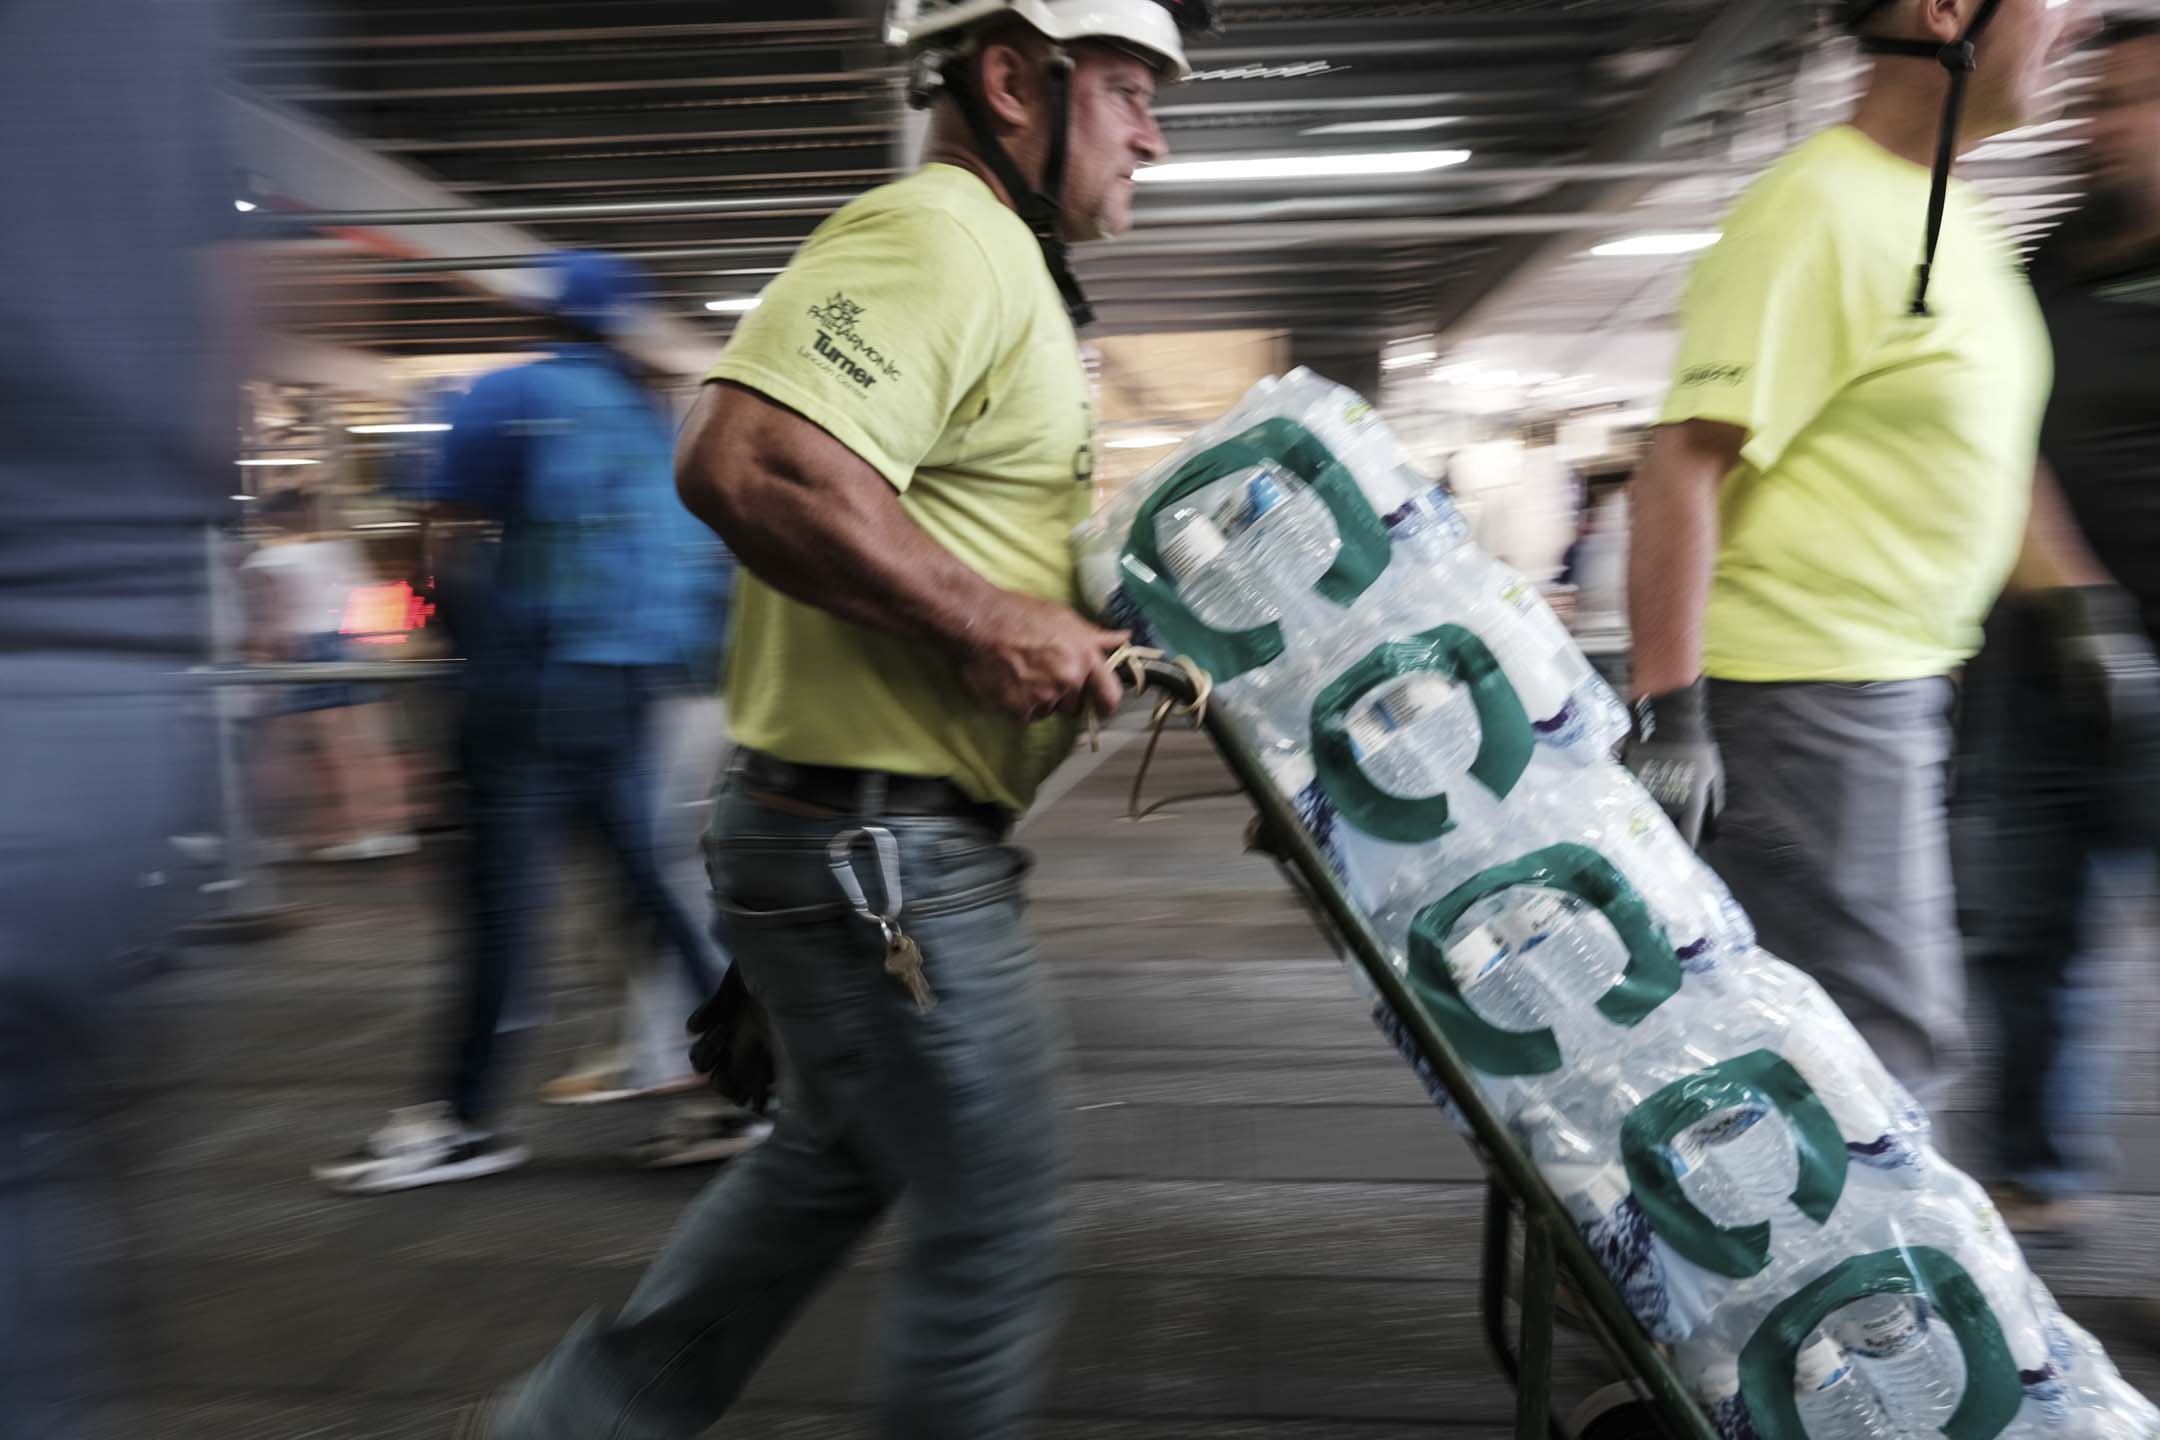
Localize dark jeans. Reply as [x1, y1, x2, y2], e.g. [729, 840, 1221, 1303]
[2, 662, 199, 1440]
[445, 664, 717, 1127]
[499, 783, 1066, 1439]
[1954, 660, 2134, 1201]
[1704, 678, 1965, 1114]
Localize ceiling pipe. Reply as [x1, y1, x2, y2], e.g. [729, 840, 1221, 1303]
[235, 19, 867, 51]
[278, 209, 1719, 277]
[250, 163, 1768, 232]
[257, 192, 860, 227]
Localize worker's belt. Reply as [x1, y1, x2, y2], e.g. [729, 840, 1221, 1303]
[735, 749, 1011, 833]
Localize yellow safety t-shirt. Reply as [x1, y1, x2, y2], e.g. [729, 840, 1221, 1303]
[1659, 124, 2052, 683]
[708, 164, 1095, 812]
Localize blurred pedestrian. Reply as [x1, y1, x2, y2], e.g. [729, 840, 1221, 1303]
[542, 505, 763, 1170]
[472, 3, 1210, 1436]
[1958, 14, 2160, 1241]
[241, 487, 418, 862]
[1622, 0, 2136, 1115]
[314, 253, 746, 1194]
[0, 1, 229, 1434]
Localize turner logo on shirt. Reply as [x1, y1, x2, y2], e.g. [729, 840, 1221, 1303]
[1679, 363, 1749, 389]
[806, 292, 903, 390]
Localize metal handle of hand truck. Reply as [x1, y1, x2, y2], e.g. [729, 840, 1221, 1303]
[1116, 651, 1206, 710]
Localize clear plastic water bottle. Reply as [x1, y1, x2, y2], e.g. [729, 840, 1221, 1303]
[1231, 468, 1343, 635]
[1836, 1295, 1963, 1437]
[1441, 886, 1629, 1048]
[1793, 1337, 1891, 1438]
[1668, 1099, 1799, 1231]
[1343, 670, 1482, 800]
[1459, 549, 1628, 759]
[1550, 764, 1755, 973]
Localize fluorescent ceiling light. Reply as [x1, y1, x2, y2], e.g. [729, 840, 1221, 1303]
[347, 422, 451, 435]
[1590, 232, 1722, 258]
[705, 297, 761, 313]
[233, 199, 258, 213]
[235, 457, 320, 467]
[229, 493, 251, 502]
[1382, 350, 1438, 370]
[1104, 429, 1187, 451]
[1303, 116, 1460, 137]
[1137, 149, 1472, 184]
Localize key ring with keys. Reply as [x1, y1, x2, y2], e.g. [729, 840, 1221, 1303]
[827, 826, 936, 1010]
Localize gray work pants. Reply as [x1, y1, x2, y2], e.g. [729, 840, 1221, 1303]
[1704, 677, 1966, 1114]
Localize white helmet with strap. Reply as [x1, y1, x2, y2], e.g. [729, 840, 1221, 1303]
[897, 0, 1202, 82]
[889, 0, 1217, 327]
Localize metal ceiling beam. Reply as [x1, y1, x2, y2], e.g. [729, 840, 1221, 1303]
[236, 19, 868, 51]
[379, 123, 886, 154]
[258, 71, 886, 103]
[1425, 0, 1791, 341]
[446, 168, 895, 196]
[259, 163, 1756, 230]
[1155, 87, 1583, 120]
[258, 191, 858, 226]
[279, 208, 1712, 277]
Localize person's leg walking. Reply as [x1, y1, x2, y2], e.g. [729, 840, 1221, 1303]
[1704, 678, 1966, 1115]
[443, 689, 564, 1128]
[620, 683, 727, 1092]
[586, 668, 720, 997]
[497, 793, 1068, 1439]
[863, 831, 1068, 1438]
[1960, 663, 2110, 1208]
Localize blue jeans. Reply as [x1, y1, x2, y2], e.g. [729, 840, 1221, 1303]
[498, 783, 1068, 1439]
[447, 664, 717, 1126]
[1955, 659, 2134, 1201]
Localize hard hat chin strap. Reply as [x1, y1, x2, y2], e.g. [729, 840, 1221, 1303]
[944, 51, 1096, 327]
[1855, 0, 2005, 315]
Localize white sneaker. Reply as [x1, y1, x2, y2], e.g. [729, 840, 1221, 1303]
[312, 1102, 529, 1195]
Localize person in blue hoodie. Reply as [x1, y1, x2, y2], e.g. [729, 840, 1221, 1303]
[314, 253, 752, 1193]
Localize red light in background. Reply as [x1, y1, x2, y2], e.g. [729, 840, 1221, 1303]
[339, 580, 436, 647]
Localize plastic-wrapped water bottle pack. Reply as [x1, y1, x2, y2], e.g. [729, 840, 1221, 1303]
[1073, 369, 2156, 1439]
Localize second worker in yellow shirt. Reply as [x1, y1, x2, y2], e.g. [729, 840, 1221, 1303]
[1621, 0, 2156, 1117]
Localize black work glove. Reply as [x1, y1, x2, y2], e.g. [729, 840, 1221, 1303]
[1622, 678, 1724, 851]
[687, 965, 777, 1113]
[2031, 585, 2160, 743]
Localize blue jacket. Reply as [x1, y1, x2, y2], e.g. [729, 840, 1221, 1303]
[436, 344, 731, 684]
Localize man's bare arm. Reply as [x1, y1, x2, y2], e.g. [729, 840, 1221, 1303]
[2010, 459, 2110, 593]
[676, 380, 1125, 719]
[1626, 419, 1745, 699]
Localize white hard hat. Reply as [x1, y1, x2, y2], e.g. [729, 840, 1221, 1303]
[894, 0, 1203, 83]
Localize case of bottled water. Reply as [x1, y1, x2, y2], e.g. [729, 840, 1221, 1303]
[1072, 369, 2157, 1438]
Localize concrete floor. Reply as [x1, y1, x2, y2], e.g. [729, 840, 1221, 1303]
[116, 729, 2160, 1437]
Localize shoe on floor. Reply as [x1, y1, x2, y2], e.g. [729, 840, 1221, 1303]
[310, 833, 421, 862]
[626, 1103, 774, 1169]
[539, 1064, 701, 1107]
[313, 1102, 529, 1195]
